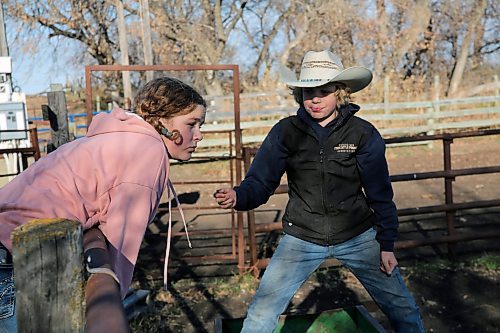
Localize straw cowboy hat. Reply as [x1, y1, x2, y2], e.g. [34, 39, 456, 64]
[280, 50, 373, 93]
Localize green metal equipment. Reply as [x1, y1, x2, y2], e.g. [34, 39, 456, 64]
[214, 305, 387, 333]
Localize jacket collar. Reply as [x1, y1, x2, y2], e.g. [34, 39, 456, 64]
[294, 103, 360, 140]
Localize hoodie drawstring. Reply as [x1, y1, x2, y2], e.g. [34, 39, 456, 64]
[164, 179, 192, 291]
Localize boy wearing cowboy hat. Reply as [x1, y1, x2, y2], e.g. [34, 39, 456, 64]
[214, 50, 425, 333]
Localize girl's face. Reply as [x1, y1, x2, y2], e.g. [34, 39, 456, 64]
[160, 104, 206, 161]
[302, 83, 338, 126]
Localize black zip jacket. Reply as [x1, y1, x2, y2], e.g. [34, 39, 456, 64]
[234, 103, 399, 251]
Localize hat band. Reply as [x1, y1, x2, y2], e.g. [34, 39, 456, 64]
[302, 61, 342, 70]
[299, 78, 327, 83]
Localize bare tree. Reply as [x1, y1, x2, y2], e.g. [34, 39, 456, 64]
[447, 0, 488, 96]
[150, 0, 249, 94]
[478, 0, 500, 57]
[279, 1, 361, 70]
[3, 0, 134, 96]
[3, 0, 498, 99]
[393, 0, 431, 68]
[239, 1, 295, 88]
[4, 0, 119, 65]
[374, 0, 389, 80]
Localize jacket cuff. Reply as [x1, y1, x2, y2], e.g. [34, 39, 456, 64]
[378, 240, 394, 252]
[233, 186, 246, 211]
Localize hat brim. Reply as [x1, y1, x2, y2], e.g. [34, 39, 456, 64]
[281, 66, 373, 93]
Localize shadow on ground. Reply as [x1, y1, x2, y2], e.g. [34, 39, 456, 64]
[130, 207, 500, 333]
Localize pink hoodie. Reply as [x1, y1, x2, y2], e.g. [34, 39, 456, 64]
[0, 108, 169, 298]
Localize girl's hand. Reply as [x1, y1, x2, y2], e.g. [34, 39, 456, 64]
[213, 188, 237, 209]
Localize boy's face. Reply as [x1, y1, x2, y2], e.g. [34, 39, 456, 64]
[160, 104, 206, 161]
[302, 82, 338, 125]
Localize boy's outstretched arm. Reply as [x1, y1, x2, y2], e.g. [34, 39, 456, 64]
[213, 123, 288, 211]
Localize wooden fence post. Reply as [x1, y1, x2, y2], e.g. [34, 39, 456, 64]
[96, 95, 101, 112]
[12, 218, 85, 333]
[433, 74, 441, 113]
[384, 76, 390, 114]
[427, 75, 441, 148]
[42, 91, 70, 153]
[495, 75, 499, 107]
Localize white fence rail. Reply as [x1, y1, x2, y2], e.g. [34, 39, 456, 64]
[197, 94, 500, 151]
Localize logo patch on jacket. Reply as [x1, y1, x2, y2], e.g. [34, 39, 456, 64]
[333, 143, 357, 153]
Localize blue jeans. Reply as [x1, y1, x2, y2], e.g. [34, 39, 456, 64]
[0, 266, 16, 333]
[241, 228, 425, 333]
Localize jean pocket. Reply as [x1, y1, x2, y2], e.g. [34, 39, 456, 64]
[0, 274, 15, 320]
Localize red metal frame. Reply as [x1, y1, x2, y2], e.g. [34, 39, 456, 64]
[84, 64, 247, 271]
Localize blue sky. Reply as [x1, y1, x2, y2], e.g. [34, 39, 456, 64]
[5, 13, 82, 96]
[10, 44, 79, 95]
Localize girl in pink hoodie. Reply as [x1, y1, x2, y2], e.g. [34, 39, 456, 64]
[0, 77, 206, 332]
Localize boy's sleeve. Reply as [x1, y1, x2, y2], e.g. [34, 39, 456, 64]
[356, 127, 399, 252]
[97, 183, 158, 298]
[234, 123, 288, 211]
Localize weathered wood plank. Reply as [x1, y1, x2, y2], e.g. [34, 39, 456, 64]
[47, 91, 70, 151]
[12, 218, 85, 333]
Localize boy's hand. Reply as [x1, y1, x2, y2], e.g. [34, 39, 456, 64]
[380, 251, 398, 276]
[213, 188, 237, 209]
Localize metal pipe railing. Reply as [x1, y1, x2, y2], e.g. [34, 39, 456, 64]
[83, 227, 130, 333]
[244, 129, 500, 272]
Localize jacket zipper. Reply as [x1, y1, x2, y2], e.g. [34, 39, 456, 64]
[319, 146, 330, 243]
[319, 147, 327, 214]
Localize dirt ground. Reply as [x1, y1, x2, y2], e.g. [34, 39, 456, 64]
[129, 134, 500, 333]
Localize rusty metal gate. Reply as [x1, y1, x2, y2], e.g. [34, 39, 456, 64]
[84, 64, 249, 271]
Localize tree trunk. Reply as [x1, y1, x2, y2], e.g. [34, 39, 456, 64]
[374, 0, 388, 82]
[394, 0, 431, 64]
[140, 0, 154, 81]
[116, 0, 132, 104]
[447, 0, 487, 97]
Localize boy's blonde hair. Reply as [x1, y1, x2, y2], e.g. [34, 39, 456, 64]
[291, 83, 352, 109]
[133, 77, 206, 134]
